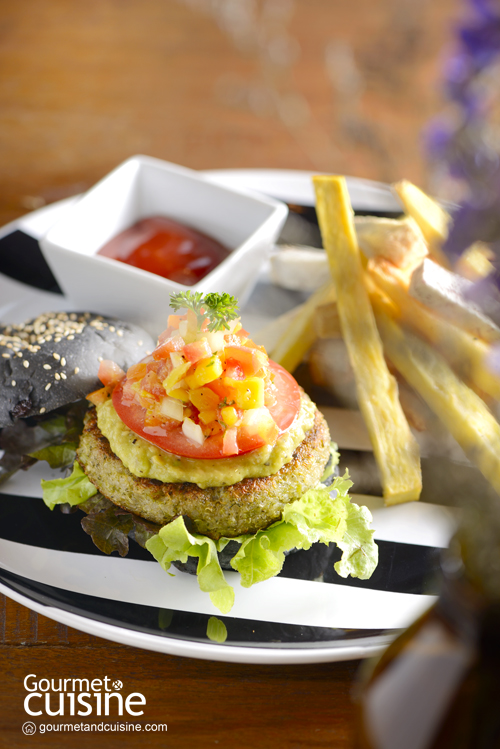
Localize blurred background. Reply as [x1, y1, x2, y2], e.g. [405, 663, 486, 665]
[0, 0, 458, 226]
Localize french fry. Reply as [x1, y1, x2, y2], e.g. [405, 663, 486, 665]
[314, 301, 342, 339]
[393, 180, 451, 268]
[354, 215, 428, 269]
[367, 259, 500, 401]
[255, 304, 306, 354]
[312, 175, 422, 505]
[409, 258, 500, 343]
[268, 282, 335, 373]
[455, 242, 495, 281]
[374, 307, 500, 497]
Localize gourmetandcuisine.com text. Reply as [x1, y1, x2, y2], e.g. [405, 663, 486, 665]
[34, 722, 167, 734]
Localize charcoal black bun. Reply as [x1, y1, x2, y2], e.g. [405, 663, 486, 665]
[0, 312, 155, 427]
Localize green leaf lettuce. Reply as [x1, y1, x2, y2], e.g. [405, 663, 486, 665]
[147, 517, 236, 613]
[41, 462, 98, 510]
[146, 472, 378, 613]
[29, 443, 78, 469]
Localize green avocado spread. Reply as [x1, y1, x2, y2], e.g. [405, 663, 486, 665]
[96, 393, 316, 489]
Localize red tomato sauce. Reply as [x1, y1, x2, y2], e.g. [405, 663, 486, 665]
[97, 216, 230, 286]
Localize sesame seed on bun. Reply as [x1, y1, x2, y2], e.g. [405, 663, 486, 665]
[0, 312, 155, 427]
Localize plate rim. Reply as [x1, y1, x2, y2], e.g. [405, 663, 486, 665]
[0, 579, 394, 664]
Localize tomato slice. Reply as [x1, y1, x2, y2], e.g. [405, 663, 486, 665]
[111, 361, 301, 459]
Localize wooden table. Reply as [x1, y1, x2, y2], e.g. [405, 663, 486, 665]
[0, 0, 457, 745]
[1, 594, 361, 748]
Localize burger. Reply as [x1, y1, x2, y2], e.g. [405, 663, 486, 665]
[37, 293, 377, 613]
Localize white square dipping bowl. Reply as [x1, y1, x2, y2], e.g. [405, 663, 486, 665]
[40, 156, 288, 337]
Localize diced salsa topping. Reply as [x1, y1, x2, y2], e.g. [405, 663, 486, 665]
[92, 293, 301, 459]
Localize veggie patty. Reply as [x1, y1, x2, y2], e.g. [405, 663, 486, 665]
[77, 405, 331, 539]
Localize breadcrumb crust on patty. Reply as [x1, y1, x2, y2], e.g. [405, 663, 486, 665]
[77, 407, 331, 539]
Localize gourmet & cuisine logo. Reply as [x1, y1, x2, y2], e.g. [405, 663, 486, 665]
[23, 674, 146, 717]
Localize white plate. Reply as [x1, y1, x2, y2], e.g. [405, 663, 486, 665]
[0, 170, 453, 664]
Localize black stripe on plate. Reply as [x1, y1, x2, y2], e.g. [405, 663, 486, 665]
[0, 491, 152, 561]
[0, 230, 62, 293]
[0, 567, 388, 648]
[0, 493, 443, 595]
[281, 542, 442, 595]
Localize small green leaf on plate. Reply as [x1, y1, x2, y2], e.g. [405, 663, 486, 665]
[207, 616, 228, 643]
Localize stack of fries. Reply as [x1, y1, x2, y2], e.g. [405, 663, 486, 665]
[262, 176, 500, 504]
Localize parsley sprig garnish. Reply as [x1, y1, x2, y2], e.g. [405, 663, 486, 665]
[170, 291, 240, 332]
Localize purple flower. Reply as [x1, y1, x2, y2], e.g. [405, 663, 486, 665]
[444, 52, 472, 85]
[429, 2, 500, 254]
[423, 120, 454, 159]
[470, 0, 500, 22]
[443, 53, 475, 110]
[464, 272, 500, 327]
[460, 18, 500, 67]
[443, 197, 500, 259]
[427, 0, 500, 344]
